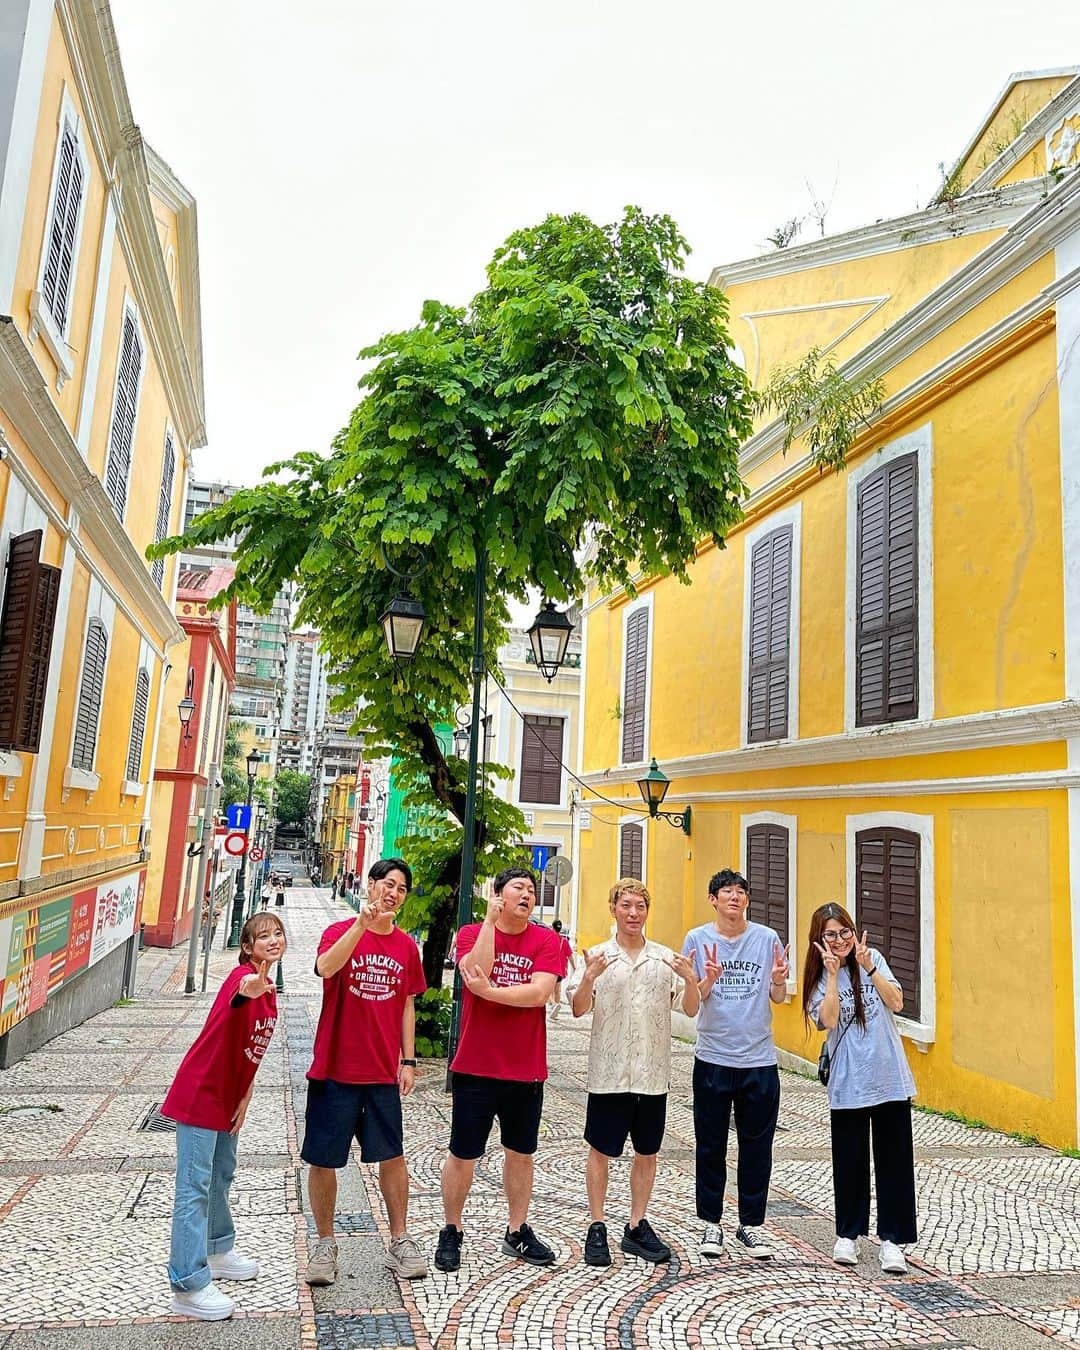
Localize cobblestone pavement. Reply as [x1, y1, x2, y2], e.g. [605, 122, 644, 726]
[0, 886, 1078, 1349]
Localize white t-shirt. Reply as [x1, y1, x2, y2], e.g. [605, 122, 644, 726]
[807, 949, 916, 1110]
[682, 921, 781, 1069]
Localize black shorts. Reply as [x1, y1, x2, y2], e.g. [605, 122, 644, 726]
[585, 1091, 667, 1158]
[449, 1074, 544, 1159]
[301, 1079, 403, 1167]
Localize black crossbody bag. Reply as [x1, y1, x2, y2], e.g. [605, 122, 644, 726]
[817, 1014, 855, 1087]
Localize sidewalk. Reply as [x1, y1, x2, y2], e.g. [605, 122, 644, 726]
[0, 885, 1076, 1348]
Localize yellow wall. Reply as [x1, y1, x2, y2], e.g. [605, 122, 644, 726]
[956, 75, 1074, 183]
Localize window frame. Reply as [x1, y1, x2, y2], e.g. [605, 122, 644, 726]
[151, 427, 177, 588]
[740, 503, 802, 747]
[617, 816, 647, 885]
[846, 810, 936, 1046]
[619, 592, 653, 766]
[64, 577, 116, 793]
[103, 297, 146, 522]
[740, 810, 797, 995]
[123, 663, 151, 792]
[516, 711, 567, 808]
[845, 426, 934, 733]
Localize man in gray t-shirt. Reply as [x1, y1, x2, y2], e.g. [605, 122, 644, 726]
[681, 869, 789, 1260]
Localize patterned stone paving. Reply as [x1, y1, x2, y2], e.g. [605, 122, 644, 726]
[0, 884, 1075, 1348]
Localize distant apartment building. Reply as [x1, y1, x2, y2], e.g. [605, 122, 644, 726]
[281, 629, 324, 775]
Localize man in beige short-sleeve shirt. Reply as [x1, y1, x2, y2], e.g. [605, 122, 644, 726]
[567, 877, 700, 1267]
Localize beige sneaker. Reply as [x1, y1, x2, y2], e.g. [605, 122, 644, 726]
[304, 1236, 339, 1286]
[385, 1231, 428, 1279]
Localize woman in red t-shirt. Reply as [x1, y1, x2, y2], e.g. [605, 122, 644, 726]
[162, 912, 285, 1321]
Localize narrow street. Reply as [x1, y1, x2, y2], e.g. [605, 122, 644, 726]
[0, 886, 1077, 1349]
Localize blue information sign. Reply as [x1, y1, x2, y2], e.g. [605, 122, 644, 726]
[530, 845, 551, 873]
[227, 804, 252, 831]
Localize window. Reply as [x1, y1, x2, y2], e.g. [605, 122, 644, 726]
[104, 309, 144, 520]
[40, 114, 85, 338]
[619, 820, 644, 880]
[519, 714, 563, 804]
[855, 453, 918, 726]
[855, 827, 921, 1022]
[125, 667, 150, 782]
[745, 822, 790, 946]
[747, 525, 793, 742]
[621, 603, 650, 763]
[200, 665, 216, 766]
[0, 531, 61, 754]
[151, 432, 176, 587]
[72, 618, 108, 770]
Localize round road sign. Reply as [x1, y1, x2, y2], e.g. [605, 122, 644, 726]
[223, 830, 248, 857]
[543, 855, 573, 887]
[249, 846, 265, 863]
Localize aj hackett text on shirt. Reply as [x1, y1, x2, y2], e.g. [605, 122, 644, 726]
[712, 959, 764, 1002]
[245, 1016, 276, 1065]
[349, 952, 407, 1003]
[492, 952, 535, 986]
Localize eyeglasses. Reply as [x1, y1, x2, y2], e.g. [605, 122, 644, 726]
[822, 927, 854, 943]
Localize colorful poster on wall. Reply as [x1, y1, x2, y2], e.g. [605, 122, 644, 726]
[0, 868, 146, 1038]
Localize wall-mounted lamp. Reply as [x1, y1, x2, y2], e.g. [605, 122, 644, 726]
[636, 759, 692, 835]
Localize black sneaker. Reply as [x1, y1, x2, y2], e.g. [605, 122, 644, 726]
[434, 1224, 464, 1272]
[734, 1224, 775, 1259]
[620, 1218, 671, 1263]
[584, 1221, 611, 1267]
[502, 1222, 556, 1266]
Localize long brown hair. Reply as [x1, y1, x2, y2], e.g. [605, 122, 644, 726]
[801, 902, 865, 1030]
[238, 912, 286, 964]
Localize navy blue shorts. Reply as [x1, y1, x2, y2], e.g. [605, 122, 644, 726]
[301, 1079, 403, 1167]
[585, 1091, 667, 1157]
[449, 1074, 544, 1159]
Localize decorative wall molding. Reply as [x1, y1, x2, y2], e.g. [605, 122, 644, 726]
[961, 76, 1080, 196]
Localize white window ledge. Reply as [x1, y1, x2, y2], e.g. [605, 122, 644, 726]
[0, 752, 24, 779]
[64, 765, 100, 793]
[121, 779, 144, 799]
[897, 1017, 935, 1050]
[28, 289, 75, 389]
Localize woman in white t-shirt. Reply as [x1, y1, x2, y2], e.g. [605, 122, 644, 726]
[802, 902, 917, 1276]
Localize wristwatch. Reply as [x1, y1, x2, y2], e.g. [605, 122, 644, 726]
[400, 1058, 417, 1067]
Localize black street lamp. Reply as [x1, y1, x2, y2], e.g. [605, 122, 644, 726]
[228, 748, 262, 947]
[380, 562, 574, 1080]
[637, 759, 692, 835]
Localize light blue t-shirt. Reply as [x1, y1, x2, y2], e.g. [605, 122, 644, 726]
[808, 949, 916, 1110]
[682, 921, 781, 1069]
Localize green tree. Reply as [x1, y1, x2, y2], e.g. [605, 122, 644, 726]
[153, 206, 755, 983]
[219, 719, 246, 813]
[276, 770, 311, 829]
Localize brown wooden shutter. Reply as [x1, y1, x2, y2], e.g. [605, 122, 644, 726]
[72, 618, 108, 770]
[105, 315, 143, 519]
[747, 526, 792, 742]
[520, 714, 563, 804]
[855, 827, 921, 1019]
[125, 667, 150, 782]
[746, 823, 789, 944]
[619, 822, 644, 880]
[621, 607, 649, 762]
[856, 454, 918, 726]
[151, 433, 176, 588]
[0, 531, 61, 753]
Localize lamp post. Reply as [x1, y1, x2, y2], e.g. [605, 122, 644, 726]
[636, 759, 692, 835]
[228, 747, 262, 947]
[381, 572, 574, 1079]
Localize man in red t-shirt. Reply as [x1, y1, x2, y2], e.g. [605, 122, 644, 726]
[302, 858, 427, 1285]
[434, 867, 563, 1272]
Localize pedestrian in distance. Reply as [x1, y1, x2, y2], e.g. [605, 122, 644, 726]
[435, 867, 564, 1273]
[162, 911, 286, 1321]
[803, 902, 917, 1275]
[682, 868, 790, 1260]
[548, 917, 575, 1021]
[303, 858, 428, 1285]
[568, 878, 700, 1267]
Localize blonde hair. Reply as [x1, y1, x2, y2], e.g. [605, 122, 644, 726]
[608, 877, 651, 909]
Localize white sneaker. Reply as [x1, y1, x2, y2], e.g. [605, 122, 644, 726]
[879, 1240, 908, 1274]
[208, 1249, 260, 1280]
[699, 1222, 724, 1258]
[169, 1283, 234, 1320]
[832, 1237, 859, 1265]
[734, 1224, 775, 1259]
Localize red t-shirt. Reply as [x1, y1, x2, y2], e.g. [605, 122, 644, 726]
[162, 963, 277, 1131]
[450, 921, 563, 1081]
[557, 935, 573, 978]
[308, 921, 426, 1084]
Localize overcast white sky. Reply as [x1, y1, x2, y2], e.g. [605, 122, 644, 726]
[110, 1, 1080, 486]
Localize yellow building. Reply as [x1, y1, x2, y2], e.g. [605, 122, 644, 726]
[320, 773, 356, 886]
[0, 1, 204, 1060]
[573, 68, 1080, 1148]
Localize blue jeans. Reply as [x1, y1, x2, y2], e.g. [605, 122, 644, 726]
[168, 1124, 238, 1291]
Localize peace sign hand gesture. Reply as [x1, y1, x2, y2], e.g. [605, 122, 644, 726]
[771, 941, 791, 986]
[854, 931, 874, 971]
[814, 940, 841, 978]
[238, 959, 274, 999]
[698, 942, 723, 997]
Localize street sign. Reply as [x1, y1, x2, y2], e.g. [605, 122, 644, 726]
[530, 845, 551, 872]
[248, 846, 264, 863]
[223, 830, 248, 857]
[227, 804, 252, 831]
[544, 856, 573, 888]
